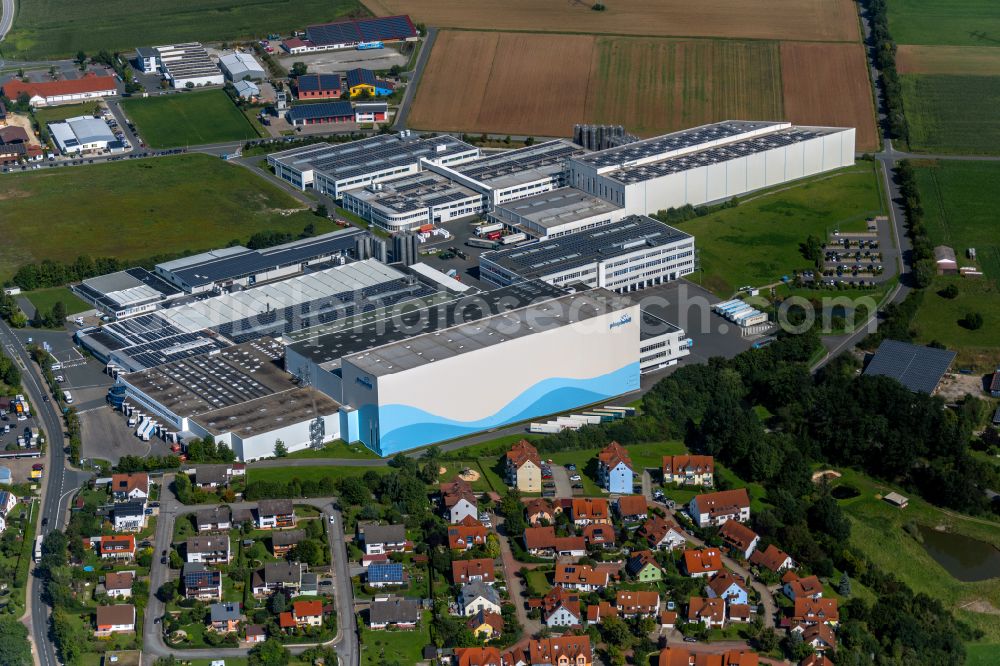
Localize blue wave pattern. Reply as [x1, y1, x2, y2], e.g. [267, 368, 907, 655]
[374, 362, 640, 455]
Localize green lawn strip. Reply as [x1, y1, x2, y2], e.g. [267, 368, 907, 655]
[966, 643, 1000, 666]
[901, 74, 1000, 155]
[24, 286, 91, 317]
[359, 610, 431, 666]
[0, 153, 316, 281]
[246, 465, 387, 485]
[524, 569, 550, 597]
[284, 440, 380, 460]
[715, 464, 768, 513]
[33, 102, 104, 126]
[123, 90, 260, 148]
[680, 162, 886, 297]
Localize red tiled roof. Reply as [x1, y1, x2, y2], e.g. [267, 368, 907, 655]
[707, 571, 748, 599]
[583, 523, 616, 545]
[663, 454, 715, 476]
[571, 497, 609, 521]
[749, 544, 792, 572]
[598, 441, 633, 471]
[279, 612, 296, 628]
[3, 73, 116, 100]
[639, 513, 683, 547]
[452, 558, 496, 584]
[554, 563, 609, 588]
[692, 488, 750, 517]
[99, 535, 135, 554]
[719, 520, 758, 552]
[293, 600, 323, 618]
[529, 636, 591, 665]
[683, 548, 722, 575]
[687, 596, 725, 624]
[111, 472, 149, 495]
[793, 597, 839, 624]
[454, 647, 503, 666]
[506, 439, 540, 469]
[616, 494, 648, 517]
[616, 589, 659, 614]
[524, 526, 556, 550]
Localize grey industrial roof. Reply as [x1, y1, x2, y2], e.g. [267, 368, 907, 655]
[269, 134, 477, 185]
[496, 186, 621, 229]
[481, 215, 691, 278]
[79, 269, 167, 310]
[154, 43, 221, 79]
[863, 339, 956, 394]
[219, 52, 264, 78]
[454, 140, 582, 190]
[62, 116, 116, 145]
[286, 280, 566, 368]
[135, 47, 158, 58]
[345, 171, 482, 215]
[640, 310, 681, 340]
[158, 228, 364, 289]
[345, 287, 634, 377]
[198, 386, 341, 438]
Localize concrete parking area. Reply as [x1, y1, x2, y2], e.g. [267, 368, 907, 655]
[80, 402, 174, 464]
[277, 47, 408, 74]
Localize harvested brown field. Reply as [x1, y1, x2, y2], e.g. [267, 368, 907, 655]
[363, 0, 859, 42]
[780, 42, 879, 151]
[897, 45, 1000, 75]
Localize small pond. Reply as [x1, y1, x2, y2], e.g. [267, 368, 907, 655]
[917, 525, 1000, 582]
[831, 484, 860, 500]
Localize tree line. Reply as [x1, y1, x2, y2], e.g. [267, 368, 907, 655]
[867, 0, 909, 143]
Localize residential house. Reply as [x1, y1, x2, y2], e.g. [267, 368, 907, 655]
[210, 602, 242, 633]
[295, 73, 342, 100]
[554, 563, 610, 592]
[300, 572, 319, 596]
[345, 68, 394, 97]
[658, 647, 759, 666]
[183, 563, 222, 600]
[367, 562, 407, 588]
[194, 465, 233, 489]
[800, 654, 834, 666]
[586, 600, 618, 624]
[615, 494, 648, 523]
[782, 572, 823, 601]
[802, 623, 837, 652]
[94, 605, 136, 638]
[98, 535, 136, 560]
[197, 505, 232, 532]
[792, 598, 839, 627]
[256, 499, 295, 529]
[554, 536, 587, 557]
[719, 521, 760, 560]
[662, 455, 715, 486]
[505, 440, 542, 492]
[113, 500, 146, 532]
[271, 529, 305, 557]
[688, 488, 750, 528]
[639, 514, 687, 551]
[454, 647, 503, 666]
[534, 586, 581, 628]
[749, 544, 794, 574]
[617, 590, 660, 618]
[369, 595, 420, 629]
[687, 597, 726, 628]
[449, 516, 488, 551]
[596, 441, 634, 494]
[245, 624, 266, 643]
[582, 523, 616, 548]
[728, 603, 752, 624]
[0, 490, 17, 515]
[441, 477, 480, 524]
[357, 523, 408, 555]
[569, 498, 610, 526]
[252, 562, 304, 596]
[452, 558, 496, 585]
[626, 550, 664, 583]
[287, 600, 324, 628]
[683, 548, 723, 578]
[467, 609, 504, 640]
[706, 572, 749, 606]
[528, 635, 592, 666]
[524, 498, 556, 526]
[523, 526, 585, 557]
[461, 581, 502, 617]
[110, 473, 149, 502]
[103, 571, 134, 599]
[659, 611, 677, 630]
[186, 535, 232, 564]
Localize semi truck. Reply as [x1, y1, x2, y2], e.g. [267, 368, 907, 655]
[465, 238, 497, 250]
[529, 422, 564, 434]
[500, 232, 527, 245]
[476, 222, 503, 237]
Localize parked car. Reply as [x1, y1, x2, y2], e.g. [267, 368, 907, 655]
[569, 474, 581, 481]
[565, 464, 576, 471]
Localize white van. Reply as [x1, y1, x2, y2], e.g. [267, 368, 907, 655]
[63, 391, 74, 404]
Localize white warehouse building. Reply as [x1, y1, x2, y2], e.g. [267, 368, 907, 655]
[147, 43, 225, 88]
[491, 186, 625, 239]
[341, 172, 485, 233]
[566, 121, 856, 216]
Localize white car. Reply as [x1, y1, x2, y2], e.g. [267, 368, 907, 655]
[569, 474, 581, 481]
[328, 515, 336, 524]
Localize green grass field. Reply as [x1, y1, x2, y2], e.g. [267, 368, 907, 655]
[0, 153, 317, 281]
[966, 643, 1000, 666]
[888, 0, 1000, 47]
[901, 74, 1000, 154]
[24, 287, 91, 316]
[246, 465, 386, 485]
[32, 103, 103, 126]
[285, 440, 380, 460]
[4, 0, 366, 59]
[682, 162, 886, 297]
[122, 90, 261, 148]
[912, 277, 1000, 369]
[359, 611, 430, 666]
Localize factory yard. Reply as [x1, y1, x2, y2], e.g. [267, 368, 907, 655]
[363, 0, 860, 42]
[121, 90, 261, 149]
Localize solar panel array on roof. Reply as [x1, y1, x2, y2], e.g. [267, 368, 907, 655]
[296, 74, 341, 92]
[367, 562, 405, 583]
[863, 339, 956, 394]
[455, 140, 582, 188]
[346, 68, 377, 89]
[287, 101, 353, 122]
[305, 15, 417, 47]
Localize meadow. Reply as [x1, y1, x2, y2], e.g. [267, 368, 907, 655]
[4, 0, 367, 59]
[901, 74, 1000, 154]
[0, 154, 316, 281]
[680, 162, 886, 296]
[122, 90, 260, 148]
[24, 287, 91, 316]
[886, 0, 1000, 47]
[897, 45, 1000, 75]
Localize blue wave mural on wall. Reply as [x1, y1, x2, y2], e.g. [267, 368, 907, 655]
[375, 362, 640, 455]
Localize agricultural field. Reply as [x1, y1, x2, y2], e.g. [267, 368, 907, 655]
[886, 0, 1000, 47]
[897, 45, 1000, 75]
[779, 42, 879, 151]
[0, 154, 317, 281]
[363, 0, 859, 42]
[122, 90, 260, 148]
[901, 75, 1000, 154]
[4, 0, 367, 59]
[681, 162, 886, 296]
[408, 31, 875, 144]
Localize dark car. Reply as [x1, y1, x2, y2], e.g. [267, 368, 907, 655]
[42, 517, 48, 526]
[683, 637, 698, 643]
[160, 556, 166, 564]
[162, 549, 166, 556]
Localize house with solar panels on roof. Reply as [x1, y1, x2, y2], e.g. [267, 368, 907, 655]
[346, 69, 394, 98]
[282, 15, 418, 54]
[366, 562, 407, 588]
[287, 101, 354, 126]
[295, 74, 342, 100]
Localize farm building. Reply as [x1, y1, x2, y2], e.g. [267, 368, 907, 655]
[1, 74, 117, 107]
[283, 15, 417, 54]
[354, 102, 388, 123]
[49, 116, 124, 155]
[341, 171, 485, 233]
[863, 339, 956, 394]
[287, 101, 354, 126]
[346, 69, 394, 97]
[933, 246, 957, 274]
[219, 52, 265, 82]
[295, 74, 342, 100]
[566, 120, 856, 216]
[143, 43, 224, 88]
[490, 186, 625, 239]
[480, 215, 695, 294]
[233, 81, 260, 101]
[267, 132, 479, 196]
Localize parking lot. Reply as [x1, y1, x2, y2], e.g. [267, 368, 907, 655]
[276, 46, 408, 74]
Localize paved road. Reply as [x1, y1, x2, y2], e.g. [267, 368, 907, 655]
[392, 28, 436, 131]
[0, 320, 92, 666]
[496, 515, 541, 638]
[0, 0, 14, 44]
[143, 480, 357, 665]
